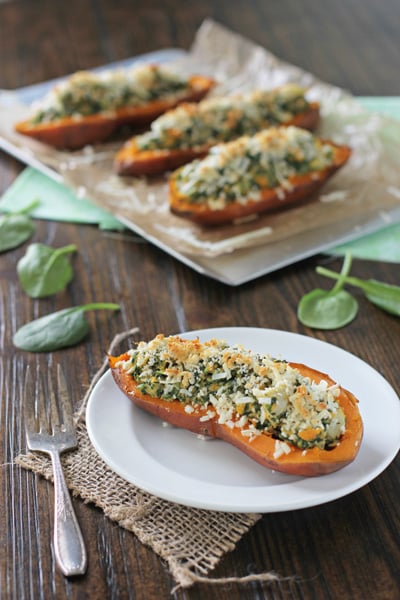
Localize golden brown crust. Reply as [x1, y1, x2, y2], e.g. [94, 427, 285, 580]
[108, 353, 363, 477]
[14, 75, 215, 150]
[113, 102, 321, 176]
[168, 141, 351, 226]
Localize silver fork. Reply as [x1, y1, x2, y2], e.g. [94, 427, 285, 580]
[24, 364, 87, 576]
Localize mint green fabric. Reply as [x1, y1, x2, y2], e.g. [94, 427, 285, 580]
[0, 167, 124, 230]
[356, 96, 400, 121]
[327, 97, 400, 262]
[329, 224, 400, 262]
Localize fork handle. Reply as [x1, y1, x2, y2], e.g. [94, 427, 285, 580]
[51, 451, 87, 576]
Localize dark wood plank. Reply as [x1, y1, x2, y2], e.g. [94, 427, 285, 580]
[1, 1, 399, 599]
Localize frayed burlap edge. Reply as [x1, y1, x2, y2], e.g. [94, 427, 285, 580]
[15, 328, 286, 591]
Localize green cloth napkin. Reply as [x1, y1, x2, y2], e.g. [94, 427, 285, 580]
[0, 97, 399, 255]
[329, 223, 400, 262]
[0, 167, 124, 230]
[356, 96, 400, 121]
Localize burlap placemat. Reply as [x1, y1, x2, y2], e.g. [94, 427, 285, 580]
[15, 329, 283, 591]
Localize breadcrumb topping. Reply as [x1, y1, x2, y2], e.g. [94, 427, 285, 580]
[136, 83, 312, 151]
[29, 65, 191, 123]
[117, 334, 346, 451]
[171, 126, 334, 208]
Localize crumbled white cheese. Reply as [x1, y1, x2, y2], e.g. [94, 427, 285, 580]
[30, 64, 190, 122]
[273, 440, 292, 459]
[320, 190, 348, 203]
[199, 410, 216, 422]
[136, 83, 310, 152]
[121, 334, 346, 451]
[172, 126, 334, 209]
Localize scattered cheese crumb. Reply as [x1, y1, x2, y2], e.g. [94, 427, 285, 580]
[273, 440, 292, 459]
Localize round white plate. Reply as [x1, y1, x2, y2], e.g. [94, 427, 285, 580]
[86, 327, 400, 513]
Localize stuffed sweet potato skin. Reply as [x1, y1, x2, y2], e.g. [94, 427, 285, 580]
[15, 115, 116, 151]
[169, 141, 351, 226]
[115, 145, 209, 177]
[14, 75, 215, 150]
[109, 353, 363, 477]
[114, 102, 320, 177]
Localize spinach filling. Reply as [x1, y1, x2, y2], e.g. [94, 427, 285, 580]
[136, 85, 311, 152]
[30, 67, 189, 124]
[172, 127, 334, 206]
[125, 337, 345, 451]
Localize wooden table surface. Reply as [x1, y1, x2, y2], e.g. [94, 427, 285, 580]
[1, 1, 399, 599]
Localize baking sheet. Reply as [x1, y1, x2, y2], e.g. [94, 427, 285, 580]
[1, 19, 400, 285]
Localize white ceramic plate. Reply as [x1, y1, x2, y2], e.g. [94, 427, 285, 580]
[86, 327, 400, 512]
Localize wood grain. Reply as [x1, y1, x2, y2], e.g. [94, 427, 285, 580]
[1, 1, 399, 599]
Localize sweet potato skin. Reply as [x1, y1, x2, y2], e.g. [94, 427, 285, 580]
[114, 102, 320, 176]
[14, 75, 215, 150]
[169, 141, 351, 226]
[109, 353, 363, 477]
[115, 145, 210, 177]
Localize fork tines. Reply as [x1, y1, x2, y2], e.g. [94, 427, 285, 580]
[23, 363, 87, 576]
[24, 364, 77, 453]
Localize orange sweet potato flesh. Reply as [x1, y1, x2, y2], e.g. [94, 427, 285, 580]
[14, 75, 215, 150]
[169, 140, 351, 226]
[108, 353, 363, 477]
[114, 102, 320, 176]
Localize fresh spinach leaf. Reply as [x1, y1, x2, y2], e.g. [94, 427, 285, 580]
[316, 266, 400, 317]
[298, 253, 358, 329]
[0, 200, 39, 253]
[13, 302, 120, 352]
[297, 288, 358, 329]
[17, 243, 77, 298]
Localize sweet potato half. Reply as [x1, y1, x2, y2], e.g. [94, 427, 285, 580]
[14, 75, 215, 150]
[169, 140, 351, 226]
[109, 353, 363, 477]
[114, 102, 320, 176]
